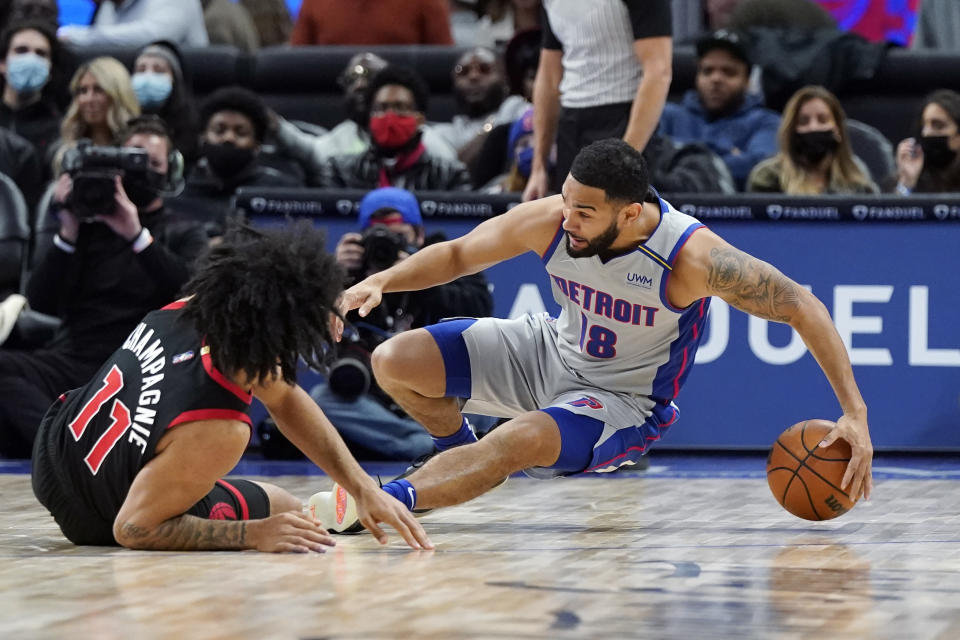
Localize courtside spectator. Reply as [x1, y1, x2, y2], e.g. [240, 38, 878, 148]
[658, 30, 779, 190]
[748, 85, 877, 195]
[0, 19, 62, 173]
[317, 66, 471, 191]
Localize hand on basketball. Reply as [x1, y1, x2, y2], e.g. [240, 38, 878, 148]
[819, 414, 873, 501]
[355, 486, 434, 551]
[339, 280, 383, 319]
[248, 510, 337, 553]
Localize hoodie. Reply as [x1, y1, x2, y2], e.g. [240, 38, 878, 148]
[659, 90, 781, 189]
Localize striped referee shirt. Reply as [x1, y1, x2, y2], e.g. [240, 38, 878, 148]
[542, 0, 672, 109]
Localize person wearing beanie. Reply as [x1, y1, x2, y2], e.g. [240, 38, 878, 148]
[131, 41, 200, 166]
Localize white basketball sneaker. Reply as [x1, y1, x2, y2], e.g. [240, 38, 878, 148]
[307, 483, 363, 534]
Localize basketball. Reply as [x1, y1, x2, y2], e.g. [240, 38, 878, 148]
[766, 420, 858, 521]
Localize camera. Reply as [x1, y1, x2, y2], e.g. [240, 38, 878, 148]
[359, 226, 417, 274]
[61, 140, 155, 219]
[327, 321, 396, 401]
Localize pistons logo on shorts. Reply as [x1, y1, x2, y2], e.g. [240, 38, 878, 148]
[568, 396, 603, 409]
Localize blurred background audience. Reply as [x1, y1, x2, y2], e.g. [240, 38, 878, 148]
[52, 55, 139, 171]
[2, 0, 960, 461]
[893, 89, 960, 194]
[747, 85, 877, 195]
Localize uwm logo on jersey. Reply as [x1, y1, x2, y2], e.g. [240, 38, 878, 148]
[626, 272, 654, 289]
[68, 322, 167, 475]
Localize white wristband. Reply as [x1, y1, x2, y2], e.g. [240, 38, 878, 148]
[53, 234, 76, 254]
[130, 228, 153, 253]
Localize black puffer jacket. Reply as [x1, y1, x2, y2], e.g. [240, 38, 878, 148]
[644, 135, 736, 194]
[0, 127, 42, 210]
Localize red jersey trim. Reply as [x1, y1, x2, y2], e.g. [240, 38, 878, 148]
[216, 479, 250, 520]
[167, 409, 252, 430]
[161, 300, 188, 310]
[200, 342, 253, 404]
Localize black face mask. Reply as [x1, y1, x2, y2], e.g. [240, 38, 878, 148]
[792, 130, 839, 165]
[919, 135, 957, 169]
[122, 169, 165, 209]
[202, 141, 256, 179]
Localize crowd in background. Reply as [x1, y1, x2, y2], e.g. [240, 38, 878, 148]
[2, 0, 960, 460]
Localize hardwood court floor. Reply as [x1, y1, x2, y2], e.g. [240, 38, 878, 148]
[1, 456, 959, 640]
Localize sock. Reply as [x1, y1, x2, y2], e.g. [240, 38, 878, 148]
[381, 479, 417, 511]
[432, 416, 477, 451]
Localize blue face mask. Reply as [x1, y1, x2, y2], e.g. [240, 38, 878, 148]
[132, 72, 173, 109]
[6, 53, 50, 93]
[515, 146, 534, 178]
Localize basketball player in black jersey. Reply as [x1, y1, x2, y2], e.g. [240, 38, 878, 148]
[31, 222, 432, 552]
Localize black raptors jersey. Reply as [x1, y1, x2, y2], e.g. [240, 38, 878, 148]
[41, 301, 252, 527]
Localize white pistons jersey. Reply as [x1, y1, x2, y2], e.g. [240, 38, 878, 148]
[541, 196, 710, 403]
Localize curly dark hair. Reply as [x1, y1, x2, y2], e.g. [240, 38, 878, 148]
[570, 138, 650, 204]
[198, 85, 269, 143]
[365, 65, 430, 114]
[180, 221, 345, 386]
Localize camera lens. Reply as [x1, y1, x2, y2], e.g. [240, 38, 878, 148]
[327, 357, 371, 400]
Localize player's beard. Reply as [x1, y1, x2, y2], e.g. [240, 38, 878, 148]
[565, 217, 620, 258]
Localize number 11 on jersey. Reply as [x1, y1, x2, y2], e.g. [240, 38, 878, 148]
[67, 365, 133, 475]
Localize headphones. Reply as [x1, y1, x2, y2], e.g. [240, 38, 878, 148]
[124, 115, 185, 194]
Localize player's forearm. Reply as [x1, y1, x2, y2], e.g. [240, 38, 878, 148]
[622, 67, 671, 151]
[267, 386, 377, 499]
[531, 73, 561, 171]
[371, 241, 471, 294]
[114, 514, 253, 550]
[790, 294, 868, 419]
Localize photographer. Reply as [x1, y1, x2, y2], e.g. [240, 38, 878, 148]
[311, 187, 493, 460]
[0, 116, 208, 458]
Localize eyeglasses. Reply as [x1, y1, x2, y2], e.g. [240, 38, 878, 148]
[454, 61, 494, 77]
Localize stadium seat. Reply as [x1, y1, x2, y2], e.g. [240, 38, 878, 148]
[0, 173, 30, 299]
[251, 45, 467, 127]
[846, 119, 896, 185]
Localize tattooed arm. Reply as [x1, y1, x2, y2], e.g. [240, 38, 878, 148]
[113, 419, 332, 552]
[670, 227, 873, 501]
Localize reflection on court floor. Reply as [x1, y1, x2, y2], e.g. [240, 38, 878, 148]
[2, 455, 958, 639]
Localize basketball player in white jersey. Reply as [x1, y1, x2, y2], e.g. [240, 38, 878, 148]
[333, 138, 872, 522]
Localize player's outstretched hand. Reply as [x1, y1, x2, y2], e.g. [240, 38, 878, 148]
[819, 414, 873, 502]
[339, 280, 384, 319]
[355, 486, 434, 551]
[248, 511, 337, 553]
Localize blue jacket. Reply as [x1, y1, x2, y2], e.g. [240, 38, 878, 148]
[659, 91, 780, 189]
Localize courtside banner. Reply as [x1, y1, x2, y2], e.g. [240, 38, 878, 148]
[238, 189, 960, 450]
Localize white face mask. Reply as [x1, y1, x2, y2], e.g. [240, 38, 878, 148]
[6, 52, 51, 93]
[132, 72, 173, 108]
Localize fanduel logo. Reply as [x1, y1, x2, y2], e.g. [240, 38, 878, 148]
[626, 273, 654, 289]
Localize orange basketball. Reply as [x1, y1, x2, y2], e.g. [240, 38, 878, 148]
[766, 419, 858, 521]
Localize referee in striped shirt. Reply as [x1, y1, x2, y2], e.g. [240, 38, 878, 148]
[523, 0, 673, 200]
